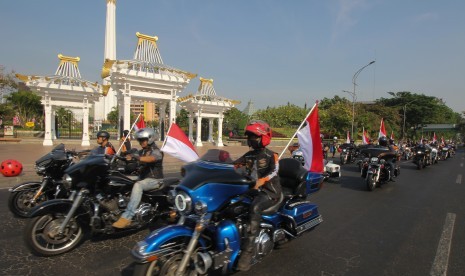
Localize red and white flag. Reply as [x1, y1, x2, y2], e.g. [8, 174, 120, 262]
[362, 127, 370, 145]
[390, 130, 395, 140]
[420, 135, 424, 144]
[134, 114, 146, 131]
[432, 132, 437, 143]
[441, 136, 445, 145]
[378, 118, 387, 138]
[161, 123, 199, 163]
[296, 103, 324, 173]
[346, 130, 350, 144]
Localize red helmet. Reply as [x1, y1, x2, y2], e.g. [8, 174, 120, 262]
[1, 159, 23, 177]
[244, 120, 272, 147]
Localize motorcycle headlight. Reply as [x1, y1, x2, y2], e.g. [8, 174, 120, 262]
[35, 165, 46, 174]
[63, 174, 72, 189]
[370, 157, 379, 163]
[175, 191, 192, 214]
[194, 200, 208, 215]
[417, 151, 422, 154]
[343, 149, 347, 152]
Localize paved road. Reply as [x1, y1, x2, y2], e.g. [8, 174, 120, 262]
[0, 143, 464, 275]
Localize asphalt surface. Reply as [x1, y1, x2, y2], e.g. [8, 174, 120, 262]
[0, 142, 464, 276]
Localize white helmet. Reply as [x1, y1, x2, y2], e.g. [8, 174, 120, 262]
[134, 128, 158, 144]
[333, 137, 338, 140]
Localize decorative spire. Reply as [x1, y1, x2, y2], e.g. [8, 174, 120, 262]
[134, 32, 163, 63]
[197, 77, 216, 96]
[55, 54, 82, 78]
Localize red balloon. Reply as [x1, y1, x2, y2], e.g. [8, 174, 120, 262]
[1, 159, 23, 177]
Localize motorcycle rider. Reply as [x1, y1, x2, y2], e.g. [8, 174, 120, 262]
[120, 129, 132, 155]
[92, 131, 116, 155]
[331, 137, 338, 158]
[378, 136, 396, 182]
[112, 128, 164, 229]
[233, 120, 282, 271]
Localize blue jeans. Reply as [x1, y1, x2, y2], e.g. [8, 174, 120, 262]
[121, 178, 161, 220]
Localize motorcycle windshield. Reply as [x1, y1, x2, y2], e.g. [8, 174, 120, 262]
[177, 150, 252, 211]
[64, 154, 108, 176]
[35, 143, 68, 166]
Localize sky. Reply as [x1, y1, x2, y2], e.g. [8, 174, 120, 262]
[1, 0, 464, 113]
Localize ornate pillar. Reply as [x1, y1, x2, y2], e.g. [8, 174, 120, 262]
[123, 83, 131, 132]
[208, 118, 214, 142]
[51, 109, 56, 140]
[188, 112, 194, 142]
[81, 98, 90, 146]
[42, 96, 53, 146]
[195, 110, 203, 147]
[169, 91, 177, 125]
[217, 113, 224, 147]
[160, 103, 167, 141]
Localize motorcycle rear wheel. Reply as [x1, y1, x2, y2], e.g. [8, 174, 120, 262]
[8, 189, 49, 218]
[366, 175, 376, 191]
[24, 213, 84, 256]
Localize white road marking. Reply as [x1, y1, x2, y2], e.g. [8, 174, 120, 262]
[460, 163, 463, 167]
[456, 175, 462, 184]
[430, 213, 456, 276]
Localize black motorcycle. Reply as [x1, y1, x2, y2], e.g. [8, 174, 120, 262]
[339, 143, 357, 165]
[8, 144, 84, 217]
[412, 145, 431, 170]
[23, 154, 179, 256]
[360, 148, 399, 191]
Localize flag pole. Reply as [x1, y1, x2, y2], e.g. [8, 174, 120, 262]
[161, 122, 174, 149]
[278, 102, 318, 159]
[111, 113, 142, 163]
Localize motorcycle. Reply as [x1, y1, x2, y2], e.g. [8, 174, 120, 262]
[292, 147, 341, 181]
[339, 143, 356, 165]
[360, 148, 399, 191]
[402, 146, 413, 160]
[23, 154, 179, 256]
[430, 145, 439, 164]
[412, 145, 431, 170]
[8, 144, 84, 218]
[131, 149, 324, 275]
[439, 146, 450, 160]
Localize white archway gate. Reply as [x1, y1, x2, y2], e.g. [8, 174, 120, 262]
[102, 32, 196, 138]
[178, 78, 239, 147]
[16, 54, 101, 146]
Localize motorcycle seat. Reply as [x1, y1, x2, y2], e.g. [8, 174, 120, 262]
[262, 192, 284, 215]
[278, 159, 308, 197]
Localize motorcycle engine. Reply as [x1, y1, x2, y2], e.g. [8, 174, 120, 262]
[255, 229, 274, 257]
[134, 203, 156, 224]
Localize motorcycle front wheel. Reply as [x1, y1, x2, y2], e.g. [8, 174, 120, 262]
[133, 253, 199, 276]
[8, 189, 49, 218]
[366, 174, 377, 191]
[23, 213, 84, 256]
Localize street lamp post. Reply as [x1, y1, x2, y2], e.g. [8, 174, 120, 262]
[346, 61, 376, 139]
[402, 100, 416, 140]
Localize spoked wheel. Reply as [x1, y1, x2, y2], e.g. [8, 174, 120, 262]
[24, 213, 84, 256]
[366, 175, 377, 191]
[134, 254, 199, 276]
[8, 189, 49, 218]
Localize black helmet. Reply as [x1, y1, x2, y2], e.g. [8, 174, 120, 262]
[96, 131, 110, 139]
[378, 136, 388, 147]
[122, 130, 129, 136]
[389, 138, 394, 145]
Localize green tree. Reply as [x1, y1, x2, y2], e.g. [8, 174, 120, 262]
[224, 107, 249, 134]
[6, 90, 43, 127]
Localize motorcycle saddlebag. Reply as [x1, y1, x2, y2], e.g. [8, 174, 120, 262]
[282, 200, 322, 235]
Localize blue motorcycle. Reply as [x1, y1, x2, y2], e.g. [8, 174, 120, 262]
[131, 149, 323, 275]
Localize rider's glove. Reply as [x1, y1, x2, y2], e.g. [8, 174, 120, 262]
[254, 178, 266, 189]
